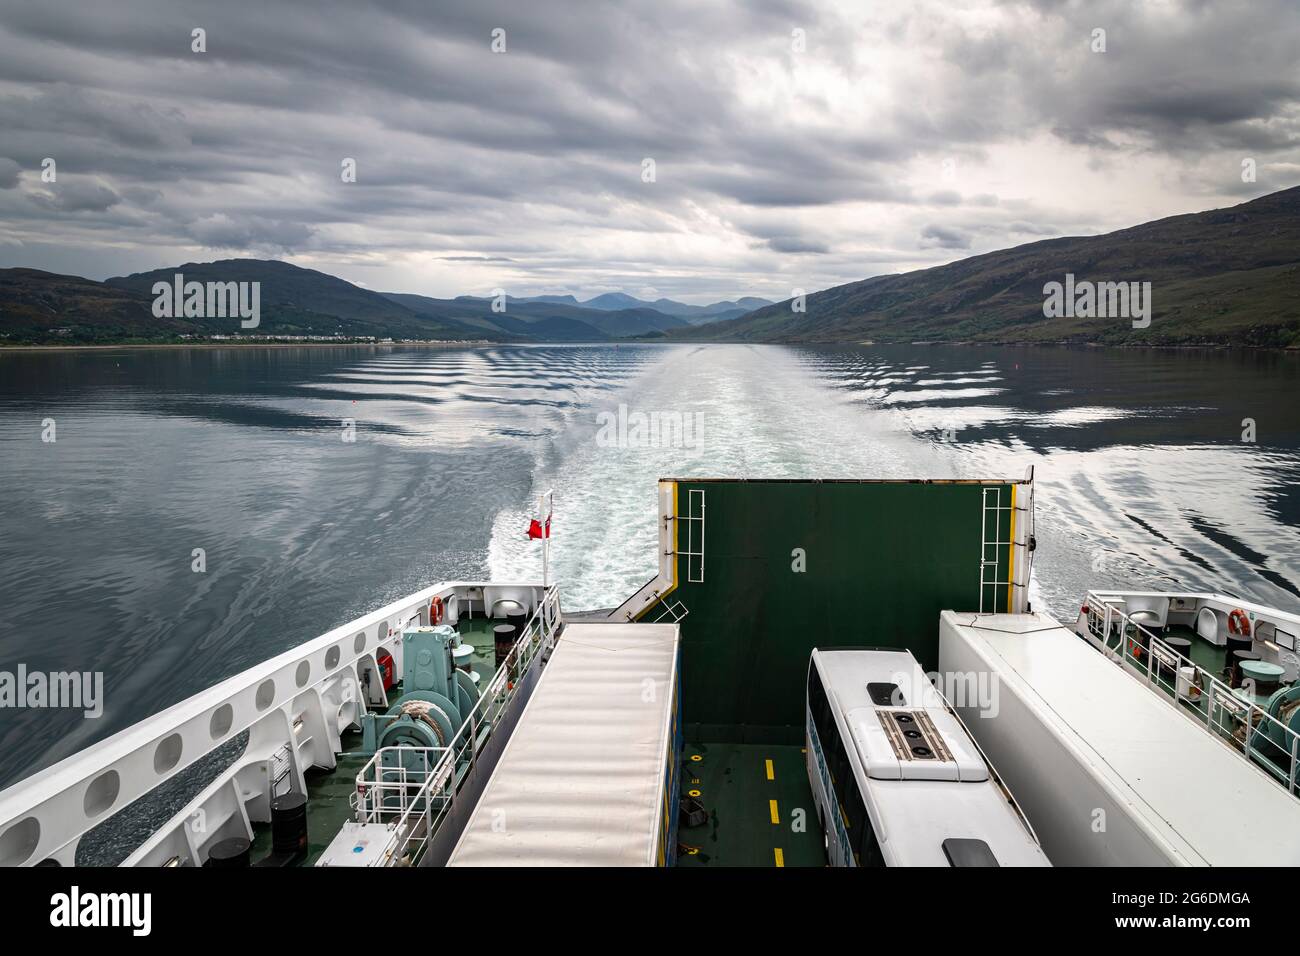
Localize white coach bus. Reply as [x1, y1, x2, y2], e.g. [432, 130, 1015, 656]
[805, 647, 1050, 867]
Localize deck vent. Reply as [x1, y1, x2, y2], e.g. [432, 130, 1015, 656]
[868, 682, 904, 707]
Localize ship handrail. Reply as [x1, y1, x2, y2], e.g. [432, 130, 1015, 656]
[0, 579, 548, 867]
[1084, 591, 1300, 799]
[349, 583, 562, 866]
[1084, 589, 1300, 631]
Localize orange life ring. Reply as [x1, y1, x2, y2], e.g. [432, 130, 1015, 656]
[429, 595, 444, 625]
[1227, 608, 1251, 638]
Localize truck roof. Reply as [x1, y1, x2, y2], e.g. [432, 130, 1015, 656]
[448, 622, 679, 866]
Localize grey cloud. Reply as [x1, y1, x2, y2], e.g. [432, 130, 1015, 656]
[33, 176, 122, 212]
[765, 236, 830, 254]
[0, 157, 20, 188]
[185, 214, 314, 252]
[435, 255, 516, 263]
[920, 224, 972, 250]
[0, 0, 1296, 296]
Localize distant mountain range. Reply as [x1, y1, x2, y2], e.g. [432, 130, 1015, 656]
[675, 186, 1300, 348]
[0, 260, 770, 345]
[510, 292, 773, 325]
[4, 186, 1297, 348]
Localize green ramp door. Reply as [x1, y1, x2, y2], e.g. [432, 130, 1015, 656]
[621, 478, 1026, 744]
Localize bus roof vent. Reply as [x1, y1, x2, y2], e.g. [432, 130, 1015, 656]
[942, 838, 1000, 867]
[867, 682, 904, 707]
[847, 706, 990, 782]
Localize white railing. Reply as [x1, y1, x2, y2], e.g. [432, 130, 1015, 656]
[1084, 592, 1300, 796]
[350, 584, 562, 866]
[0, 579, 547, 867]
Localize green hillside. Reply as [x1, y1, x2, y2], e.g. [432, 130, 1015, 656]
[680, 186, 1300, 348]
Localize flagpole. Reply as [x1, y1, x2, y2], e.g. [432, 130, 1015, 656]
[540, 489, 553, 588]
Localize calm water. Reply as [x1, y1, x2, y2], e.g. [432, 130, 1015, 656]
[1, 343, 1299, 790]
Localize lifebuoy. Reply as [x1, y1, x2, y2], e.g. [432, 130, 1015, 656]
[1228, 608, 1251, 638]
[430, 595, 444, 625]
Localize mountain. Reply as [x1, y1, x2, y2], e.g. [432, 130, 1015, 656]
[105, 259, 480, 340]
[678, 186, 1300, 348]
[523, 294, 581, 307]
[0, 268, 196, 342]
[581, 292, 647, 311]
[385, 292, 690, 340]
[0, 257, 774, 345]
[557, 292, 774, 325]
[385, 292, 608, 342]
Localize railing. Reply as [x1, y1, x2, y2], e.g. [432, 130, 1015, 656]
[1084, 592, 1300, 797]
[350, 584, 562, 865]
[649, 599, 689, 624]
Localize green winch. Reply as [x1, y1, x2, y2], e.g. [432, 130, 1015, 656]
[360, 624, 480, 775]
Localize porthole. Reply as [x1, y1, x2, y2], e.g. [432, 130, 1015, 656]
[255, 679, 276, 711]
[0, 817, 40, 867]
[83, 771, 121, 817]
[154, 733, 183, 773]
[210, 703, 234, 739]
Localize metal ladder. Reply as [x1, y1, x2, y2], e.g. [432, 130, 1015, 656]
[979, 486, 1014, 613]
[677, 488, 706, 584]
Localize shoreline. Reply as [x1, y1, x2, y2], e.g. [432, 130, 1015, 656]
[0, 340, 496, 352]
[2, 339, 1297, 353]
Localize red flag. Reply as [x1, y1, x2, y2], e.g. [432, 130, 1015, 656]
[526, 516, 551, 539]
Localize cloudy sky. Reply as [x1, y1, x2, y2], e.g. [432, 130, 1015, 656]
[0, 0, 1297, 303]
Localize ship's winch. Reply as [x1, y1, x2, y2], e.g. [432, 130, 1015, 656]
[1249, 683, 1300, 791]
[361, 624, 481, 775]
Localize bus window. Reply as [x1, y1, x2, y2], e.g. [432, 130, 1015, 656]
[808, 662, 833, 745]
[829, 726, 850, 803]
[859, 816, 886, 867]
[842, 772, 867, 865]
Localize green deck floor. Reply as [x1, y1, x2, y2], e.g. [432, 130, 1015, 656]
[248, 616, 501, 866]
[676, 742, 827, 867]
[1089, 623, 1293, 768]
[1166, 623, 1231, 676]
[247, 619, 833, 867]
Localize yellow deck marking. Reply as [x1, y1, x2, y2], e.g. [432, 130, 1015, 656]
[769, 799, 780, 824]
[773, 848, 785, 867]
[764, 759, 774, 780]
